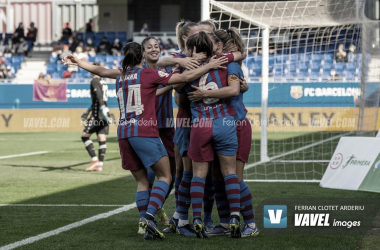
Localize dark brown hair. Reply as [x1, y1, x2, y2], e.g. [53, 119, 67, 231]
[121, 42, 143, 78]
[176, 20, 199, 51]
[185, 31, 213, 58]
[210, 28, 245, 53]
[141, 36, 160, 51]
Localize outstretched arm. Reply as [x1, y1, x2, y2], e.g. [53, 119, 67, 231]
[157, 56, 200, 70]
[62, 54, 121, 79]
[156, 85, 174, 96]
[188, 74, 241, 102]
[167, 56, 228, 85]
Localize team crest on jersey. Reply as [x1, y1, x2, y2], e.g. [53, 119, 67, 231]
[290, 85, 303, 99]
[158, 71, 169, 77]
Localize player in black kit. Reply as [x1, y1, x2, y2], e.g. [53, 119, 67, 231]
[81, 62, 111, 172]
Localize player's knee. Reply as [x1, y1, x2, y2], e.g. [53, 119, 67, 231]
[81, 136, 90, 143]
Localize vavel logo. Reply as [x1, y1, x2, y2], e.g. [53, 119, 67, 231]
[264, 205, 287, 228]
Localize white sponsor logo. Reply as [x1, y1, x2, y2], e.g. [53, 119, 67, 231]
[158, 71, 169, 78]
[304, 87, 360, 97]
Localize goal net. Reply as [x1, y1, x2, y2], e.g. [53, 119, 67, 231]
[208, 0, 380, 182]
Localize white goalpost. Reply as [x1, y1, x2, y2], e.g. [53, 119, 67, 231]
[205, 0, 379, 182]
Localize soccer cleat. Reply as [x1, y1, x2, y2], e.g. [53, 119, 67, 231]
[156, 208, 170, 225]
[137, 225, 146, 234]
[91, 164, 103, 172]
[139, 217, 165, 239]
[229, 215, 242, 238]
[176, 224, 196, 236]
[241, 223, 259, 237]
[143, 230, 154, 240]
[193, 218, 209, 239]
[208, 224, 231, 236]
[85, 160, 100, 171]
[162, 217, 178, 233]
[204, 220, 215, 232]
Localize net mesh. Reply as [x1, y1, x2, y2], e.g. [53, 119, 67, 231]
[209, 0, 377, 181]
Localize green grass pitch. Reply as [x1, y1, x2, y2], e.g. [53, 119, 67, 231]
[1, 132, 379, 250]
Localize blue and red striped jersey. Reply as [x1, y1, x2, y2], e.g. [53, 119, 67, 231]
[227, 62, 248, 121]
[172, 52, 192, 127]
[156, 66, 174, 128]
[116, 67, 173, 139]
[184, 53, 236, 122]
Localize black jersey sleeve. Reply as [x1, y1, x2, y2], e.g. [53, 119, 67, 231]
[91, 78, 105, 106]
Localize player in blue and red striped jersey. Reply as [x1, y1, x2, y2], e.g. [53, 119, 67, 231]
[64, 42, 228, 240]
[188, 28, 258, 237]
[179, 31, 242, 239]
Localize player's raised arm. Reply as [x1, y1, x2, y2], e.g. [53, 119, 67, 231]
[62, 54, 121, 79]
[157, 56, 200, 70]
[167, 55, 228, 84]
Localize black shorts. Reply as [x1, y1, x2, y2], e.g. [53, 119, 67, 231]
[83, 116, 109, 135]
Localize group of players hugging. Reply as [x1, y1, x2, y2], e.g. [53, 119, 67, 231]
[62, 19, 258, 240]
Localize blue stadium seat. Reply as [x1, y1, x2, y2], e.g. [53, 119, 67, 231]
[106, 62, 113, 68]
[107, 32, 116, 43]
[269, 55, 275, 66]
[321, 71, 330, 81]
[344, 71, 355, 82]
[296, 72, 308, 82]
[345, 62, 356, 72]
[117, 31, 127, 42]
[334, 62, 345, 71]
[298, 53, 311, 62]
[322, 61, 333, 72]
[323, 53, 334, 63]
[57, 64, 67, 71]
[249, 67, 261, 77]
[95, 32, 106, 41]
[85, 32, 94, 40]
[88, 56, 95, 63]
[253, 55, 262, 64]
[309, 72, 321, 82]
[285, 72, 296, 81]
[52, 72, 60, 79]
[82, 71, 92, 78]
[276, 55, 287, 64]
[4, 33, 12, 44]
[106, 55, 115, 62]
[95, 55, 106, 63]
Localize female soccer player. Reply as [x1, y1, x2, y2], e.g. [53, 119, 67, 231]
[63, 42, 227, 240]
[188, 28, 258, 237]
[176, 31, 242, 239]
[80, 63, 110, 172]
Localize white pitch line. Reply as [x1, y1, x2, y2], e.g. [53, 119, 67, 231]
[244, 179, 320, 183]
[0, 151, 49, 160]
[0, 204, 125, 207]
[0, 203, 137, 250]
[245, 132, 351, 170]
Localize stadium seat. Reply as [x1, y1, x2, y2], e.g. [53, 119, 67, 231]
[57, 64, 67, 71]
[85, 32, 95, 40]
[345, 62, 356, 72]
[334, 62, 345, 71]
[321, 71, 330, 81]
[88, 56, 95, 63]
[95, 55, 106, 63]
[117, 31, 127, 43]
[107, 32, 116, 43]
[106, 62, 113, 68]
[344, 71, 355, 82]
[106, 55, 115, 62]
[95, 32, 106, 41]
[50, 56, 58, 64]
[249, 67, 261, 77]
[4, 33, 12, 44]
[322, 62, 333, 72]
[253, 55, 262, 65]
[296, 72, 308, 82]
[323, 53, 334, 63]
[309, 72, 321, 82]
[269, 55, 275, 66]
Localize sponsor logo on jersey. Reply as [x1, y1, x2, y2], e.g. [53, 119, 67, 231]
[158, 71, 169, 78]
[290, 85, 303, 99]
